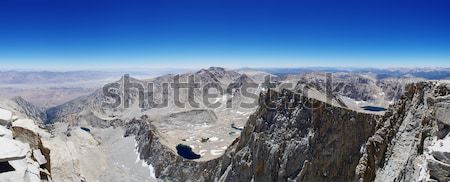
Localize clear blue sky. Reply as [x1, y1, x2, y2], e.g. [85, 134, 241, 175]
[0, 0, 449, 70]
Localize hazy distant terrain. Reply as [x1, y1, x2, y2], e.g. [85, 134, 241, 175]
[0, 71, 155, 107]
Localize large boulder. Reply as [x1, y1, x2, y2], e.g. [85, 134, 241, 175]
[11, 126, 51, 174]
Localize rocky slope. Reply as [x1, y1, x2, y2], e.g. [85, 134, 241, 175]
[356, 81, 450, 182]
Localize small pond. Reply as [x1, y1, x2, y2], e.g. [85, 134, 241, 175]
[361, 106, 387, 112]
[231, 123, 243, 131]
[176, 144, 201, 160]
[80, 127, 91, 133]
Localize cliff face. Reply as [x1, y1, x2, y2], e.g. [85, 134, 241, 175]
[124, 116, 220, 181]
[127, 88, 380, 181]
[214, 89, 379, 182]
[356, 82, 450, 182]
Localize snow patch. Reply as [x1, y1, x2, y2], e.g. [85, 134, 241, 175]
[199, 150, 208, 156]
[148, 164, 156, 179]
[417, 159, 428, 181]
[210, 150, 224, 156]
[209, 137, 219, 142]
[0, 108, 12, 121]
[359, 143, 366, 154]
[133, 142, 156, 179]
[0, 125, 12, 139]
[429, 136, 450, 152]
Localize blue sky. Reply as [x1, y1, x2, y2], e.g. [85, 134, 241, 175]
[0, 0, 449, 70]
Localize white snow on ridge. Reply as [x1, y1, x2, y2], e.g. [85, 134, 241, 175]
[0, 108, 12, 121]
[210, 149, 224, 156]
[209, 137, 219, 142]
[0, 125, 12, 139]
[429, 136, 450, 153]
[134, 142, 157, 180]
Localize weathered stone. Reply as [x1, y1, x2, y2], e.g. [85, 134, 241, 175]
[32, 149, 47, 165]
[12, 126, 42, 149]
[428, 158, 450, 181]
[435, 102, 450, 125]
[356, 82, 450, 182]
[0, 137, 29, 162]
[11, 126, 52, 174]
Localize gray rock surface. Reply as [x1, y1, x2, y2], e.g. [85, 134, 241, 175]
[356, 82, 450, 182]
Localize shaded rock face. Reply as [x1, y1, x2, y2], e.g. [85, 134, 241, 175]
[214, 89, 379, 182]
[12, 97, 48, 125]
[356, 82, 450, 182]
[126, 89, 379, 181]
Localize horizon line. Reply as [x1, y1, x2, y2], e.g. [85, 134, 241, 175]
[1, 66, 449, 73]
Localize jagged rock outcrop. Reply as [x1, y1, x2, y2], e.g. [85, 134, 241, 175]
[212, 89, 379, 181]
[0, 97, 48, 126]
[356, 82, 450, 182]
[127, 88, 380, 181]
[12, 97, 48, 125]
[376, 77, 424, 103]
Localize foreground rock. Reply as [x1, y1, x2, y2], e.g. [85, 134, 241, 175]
[0, 107, 52, 182]
[0, 137, 28, 162]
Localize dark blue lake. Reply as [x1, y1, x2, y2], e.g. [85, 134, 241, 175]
[80, 127, 91, 132]
[361, 106, 387, 112]
[231, 123, 243, 131]
[176, 144, 201, 160]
